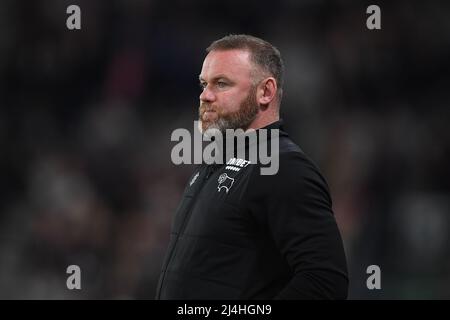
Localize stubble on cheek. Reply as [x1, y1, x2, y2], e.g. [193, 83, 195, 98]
[198, 85, 259, 133]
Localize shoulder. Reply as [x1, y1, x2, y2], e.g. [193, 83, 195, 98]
[250, 138, 332, 204]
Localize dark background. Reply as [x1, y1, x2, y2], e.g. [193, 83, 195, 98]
[0, 0, 449, 299]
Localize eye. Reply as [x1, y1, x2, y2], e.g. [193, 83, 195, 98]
[217, 81, 227, 88]
[199, 82, 207, 90]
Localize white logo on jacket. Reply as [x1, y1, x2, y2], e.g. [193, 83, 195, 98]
[190, 172, 200, 186]
[225, 158, 251, 172]
[217, 173, 234, 193]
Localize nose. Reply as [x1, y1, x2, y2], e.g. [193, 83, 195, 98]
[199, 85, 216, 103]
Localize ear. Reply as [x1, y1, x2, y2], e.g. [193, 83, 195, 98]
[257, 77, 277, 108]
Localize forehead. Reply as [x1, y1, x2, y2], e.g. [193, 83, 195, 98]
[200, 49, 253, 80]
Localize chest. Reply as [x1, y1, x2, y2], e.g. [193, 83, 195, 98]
[171, 163, 257, 245]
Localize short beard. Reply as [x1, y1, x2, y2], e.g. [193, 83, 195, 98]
[198, 85, 259, 135]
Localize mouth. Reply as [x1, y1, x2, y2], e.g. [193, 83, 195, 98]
[202, 110, 217, 121]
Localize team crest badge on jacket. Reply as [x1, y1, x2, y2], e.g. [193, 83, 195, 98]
[217, 173, 234, 193]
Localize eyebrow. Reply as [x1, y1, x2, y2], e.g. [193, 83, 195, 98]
[198, 74, 232, 82]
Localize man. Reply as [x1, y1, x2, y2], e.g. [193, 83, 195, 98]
[156, 34, 348, 299]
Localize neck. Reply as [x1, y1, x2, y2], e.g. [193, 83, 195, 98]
[247, 108, 279, 130]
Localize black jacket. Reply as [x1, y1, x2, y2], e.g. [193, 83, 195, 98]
[156, 120, 348, 299]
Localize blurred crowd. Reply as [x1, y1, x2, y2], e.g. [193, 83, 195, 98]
[0, 0, 449, 299]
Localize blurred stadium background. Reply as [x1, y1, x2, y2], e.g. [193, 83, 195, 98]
[0, 0, 449, 299]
